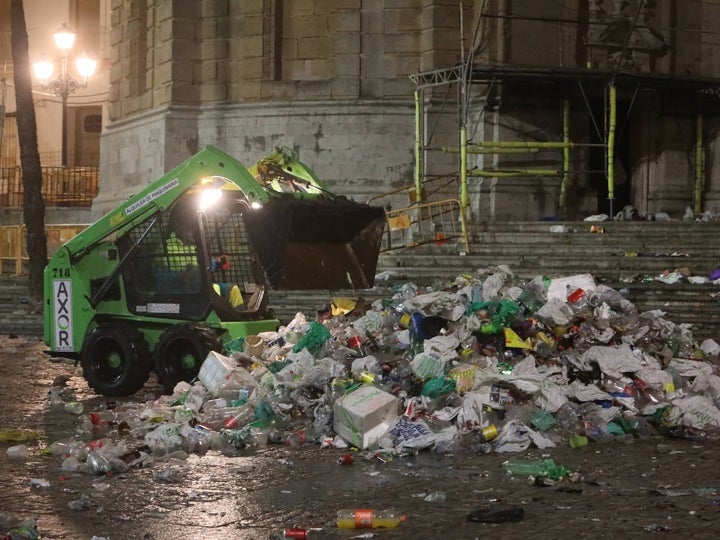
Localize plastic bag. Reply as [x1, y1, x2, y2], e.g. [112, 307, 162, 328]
[292, 321, 331, 353]
[420, 377, 455, 398]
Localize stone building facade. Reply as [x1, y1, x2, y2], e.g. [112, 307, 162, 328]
[97, 0, 720, 222]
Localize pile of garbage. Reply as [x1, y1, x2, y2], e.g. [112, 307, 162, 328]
[25, 267, 720, 476]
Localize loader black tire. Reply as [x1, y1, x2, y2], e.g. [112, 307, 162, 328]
[81, 323, 151, 397]
[153, 323, 222, 393]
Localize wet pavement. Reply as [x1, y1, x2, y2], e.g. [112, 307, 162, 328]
[2, 334, 720, 540]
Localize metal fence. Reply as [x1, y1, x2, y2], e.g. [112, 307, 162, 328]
[368, 175, 470, 254]
[0, 166, 99, 207]
[0, 224, 89, 275]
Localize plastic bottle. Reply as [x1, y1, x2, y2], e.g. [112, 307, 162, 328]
[219, 426, 252, 452]
[531, 409, 556, 431]
[501, 457, 570, 479]
[566, 286, 586, 304]
[6, 444, 29, 459]
[346, 330, 367, 357]
[517, 275, 548, 315]
[222, 404, 254, 429]
[41, 438, 70, 457]
[185, 426, 212, 455]
[283, 529, 308, 540]
[336, 508, 406, 529]
[312, 405, 334, 436]
[632, 377, 663, 404]
[64, 401, 84, 415]
[47, 387, 64, 409]
[358, 370, 381, 385]
[284, 429, 307, 448]
[554, 402, 581, 436]
[603, 377, 634, 397]
[392, 303, 412, 330]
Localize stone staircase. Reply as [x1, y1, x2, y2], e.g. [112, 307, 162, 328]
[0, 276, 44, 336]
[271, 220, 720, 342]
[5, 220, 720, 342]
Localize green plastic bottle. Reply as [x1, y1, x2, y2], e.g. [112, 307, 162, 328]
[502, 458, 570, 479]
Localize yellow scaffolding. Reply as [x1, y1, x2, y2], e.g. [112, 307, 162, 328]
[410, 63, 715, 223]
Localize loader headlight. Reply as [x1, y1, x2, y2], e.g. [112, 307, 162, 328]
[251, 201, 263, 209]
[199, 188, 223, 210]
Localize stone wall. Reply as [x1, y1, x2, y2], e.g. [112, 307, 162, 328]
[97, 0, 720, 223]
[95, 100, 419, 218]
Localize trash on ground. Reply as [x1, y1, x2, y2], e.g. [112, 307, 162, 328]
[336, 508, 405, 528]
[32, 267, 720, 527]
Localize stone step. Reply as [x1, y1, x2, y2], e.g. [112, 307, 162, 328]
[375, 221, 720, 343]
[0, 312, 43, 336]
[5, 282, 720, 342]
[0, 277, 41, 336]
[465, 220, 720, 233]
[6, 221, 720, 343]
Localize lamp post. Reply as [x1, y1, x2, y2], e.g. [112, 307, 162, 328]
[33, 23, 96, 167]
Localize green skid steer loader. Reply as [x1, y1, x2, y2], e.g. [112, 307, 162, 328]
[44, 145, 386, 396]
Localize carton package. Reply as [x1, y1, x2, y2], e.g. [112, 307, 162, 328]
[199, 351, 238, 395]
[198, 351, 256, 398]
[334, 384, 399, 449]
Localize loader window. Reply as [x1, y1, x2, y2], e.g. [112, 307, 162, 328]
[117, 206, 213, 321]
[200, 201, 265, 308]
[118, 189, 270, 320]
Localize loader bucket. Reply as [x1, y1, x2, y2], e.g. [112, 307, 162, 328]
[243, 196, 386, 290]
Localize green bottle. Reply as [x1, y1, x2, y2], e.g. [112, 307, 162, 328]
[502, 458, 570, 479]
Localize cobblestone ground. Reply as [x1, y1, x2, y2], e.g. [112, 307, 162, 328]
[1, 334, 719, 540]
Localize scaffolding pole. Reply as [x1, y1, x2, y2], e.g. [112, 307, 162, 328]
[607, 82, 617, 214]
[559, 100, 570, 214]
[469, 169, 560, 177]
[414, 89, 424, 202]
[695, 113, 705, 214]
[460, 125, 468, 245]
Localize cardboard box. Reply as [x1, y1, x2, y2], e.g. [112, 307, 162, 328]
[334, 385, 399, 449]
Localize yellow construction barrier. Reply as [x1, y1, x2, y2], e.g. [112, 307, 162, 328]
[0, 224, 88, 275]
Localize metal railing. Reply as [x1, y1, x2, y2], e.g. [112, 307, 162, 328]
[368, 175, 469, 254]
[0, 166, 99, 207]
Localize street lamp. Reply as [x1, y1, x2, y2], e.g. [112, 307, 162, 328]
[33, 23, 97, 167]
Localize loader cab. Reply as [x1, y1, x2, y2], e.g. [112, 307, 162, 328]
[118, 182, 269, 321]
